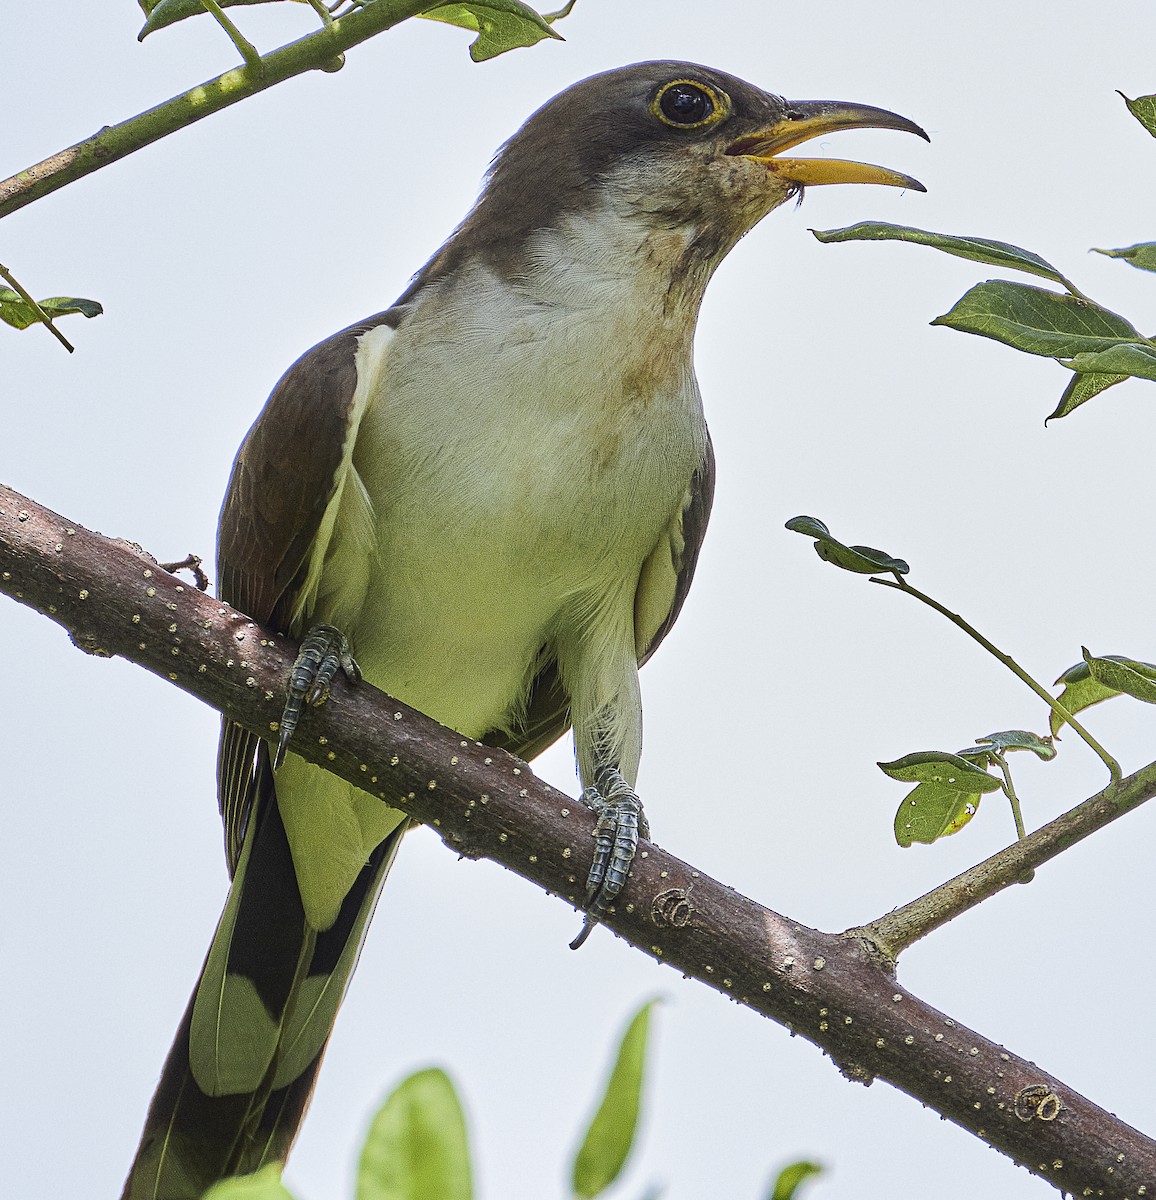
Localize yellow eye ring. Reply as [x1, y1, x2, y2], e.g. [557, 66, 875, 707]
[651, 79, 730, 130]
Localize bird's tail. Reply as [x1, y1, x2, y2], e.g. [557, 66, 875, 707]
[122, 784, 405, 1200]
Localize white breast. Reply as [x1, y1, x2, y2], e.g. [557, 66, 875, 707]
[323, 207, 710, 741]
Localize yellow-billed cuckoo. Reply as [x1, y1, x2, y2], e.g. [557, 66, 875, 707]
[123, 61, 925, 1198]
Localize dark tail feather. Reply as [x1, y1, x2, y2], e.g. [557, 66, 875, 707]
[123, 795, 404, 1200]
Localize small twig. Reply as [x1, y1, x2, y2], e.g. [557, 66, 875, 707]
[872, 573, 1122, 782]
[0, 262, 74, 352]
[160, 553, 210, 592]
[847, 758, 1156, 959]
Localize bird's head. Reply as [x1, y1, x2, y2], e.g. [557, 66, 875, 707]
[458, 61, 927, 276]
[409, 62, 927, 307]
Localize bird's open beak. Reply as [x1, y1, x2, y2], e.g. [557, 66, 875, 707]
[727, 100, 929, 191]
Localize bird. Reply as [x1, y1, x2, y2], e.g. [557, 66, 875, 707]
[122, 60, 925, 1198]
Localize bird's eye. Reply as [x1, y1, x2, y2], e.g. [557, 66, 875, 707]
[661, 83, 711, 125]
[652, 80, 727, 130]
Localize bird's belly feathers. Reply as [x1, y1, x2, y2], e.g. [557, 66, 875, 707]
[330, 272, 708, 740]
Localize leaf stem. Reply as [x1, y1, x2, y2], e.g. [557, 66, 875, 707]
[303, 0, 337, 28]
[198, 0, 262, 66]
[544, 0, 579, 20]
[992, 752, 1027, 840]
[1057, 275, 1094, 302]
[871, 573, 1121, 782]
[0, 262, 74, 352]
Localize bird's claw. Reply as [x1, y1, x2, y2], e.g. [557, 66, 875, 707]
[274, 624, 360, 769]
[570, 766, 649, 950]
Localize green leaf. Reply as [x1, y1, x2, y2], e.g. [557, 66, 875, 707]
[420, 1, 562, 61]
[1092, 242, 1156, 273]
[768, 1161, 823, 1200]
[1083, 647, 1156, 705]
[881, 752, 1001, 847]
[955, 745, 994, 770]
[892, 781, 985, 846]
[1119, 91, 1156, 138]
[811, 222, 1077, 290]
[203, 1165, 297, 1200]
[0, 290, 103, 331]
[1062, 342, 1156, 383]
[1047, 369, 1128, 421]
[785, 515, 909, 576]
[358, 1068, 473, 1200]
[1052, 649, 1156, 736]
[571, 1000, 656, 1199]
[783, 514, 831, 540]
[139, 0, 283, 38]
[815, 540, 909, 575]
[1051, 659, 1125, 735]
[879, 751, 1003, 789]
[931, 280, 1142, 358]
[975, 729, 1057, 761]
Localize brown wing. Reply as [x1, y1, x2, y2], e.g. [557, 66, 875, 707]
[215, 310, 400, 873]
[483, 435, 716, 763]
[217, 309, 399, 629]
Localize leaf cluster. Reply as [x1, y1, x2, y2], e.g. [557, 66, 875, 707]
[811, 92, 1156, 421]
[880, 733, 1053, 847]
[786, 515, 1144, 847]
[137, 0, 567, 62]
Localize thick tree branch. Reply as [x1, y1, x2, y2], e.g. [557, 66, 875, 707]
[0, 0, 436, 220]
[2, 480, 1154, 1199]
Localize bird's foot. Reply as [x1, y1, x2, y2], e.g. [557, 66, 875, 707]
[570, 765, 649, 950]
[274, 624, 361, 769]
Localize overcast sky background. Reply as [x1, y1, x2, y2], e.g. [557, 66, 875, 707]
[4, 3, 1156, 1198]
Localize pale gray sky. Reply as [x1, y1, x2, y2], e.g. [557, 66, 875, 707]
[4, 3, 1156, 1199]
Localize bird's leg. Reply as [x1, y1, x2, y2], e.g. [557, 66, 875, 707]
[570, 764, 650, 950]
[274, 624, 361, 769]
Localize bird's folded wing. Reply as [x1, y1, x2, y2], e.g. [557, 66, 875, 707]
[215, 309, 401, 869]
